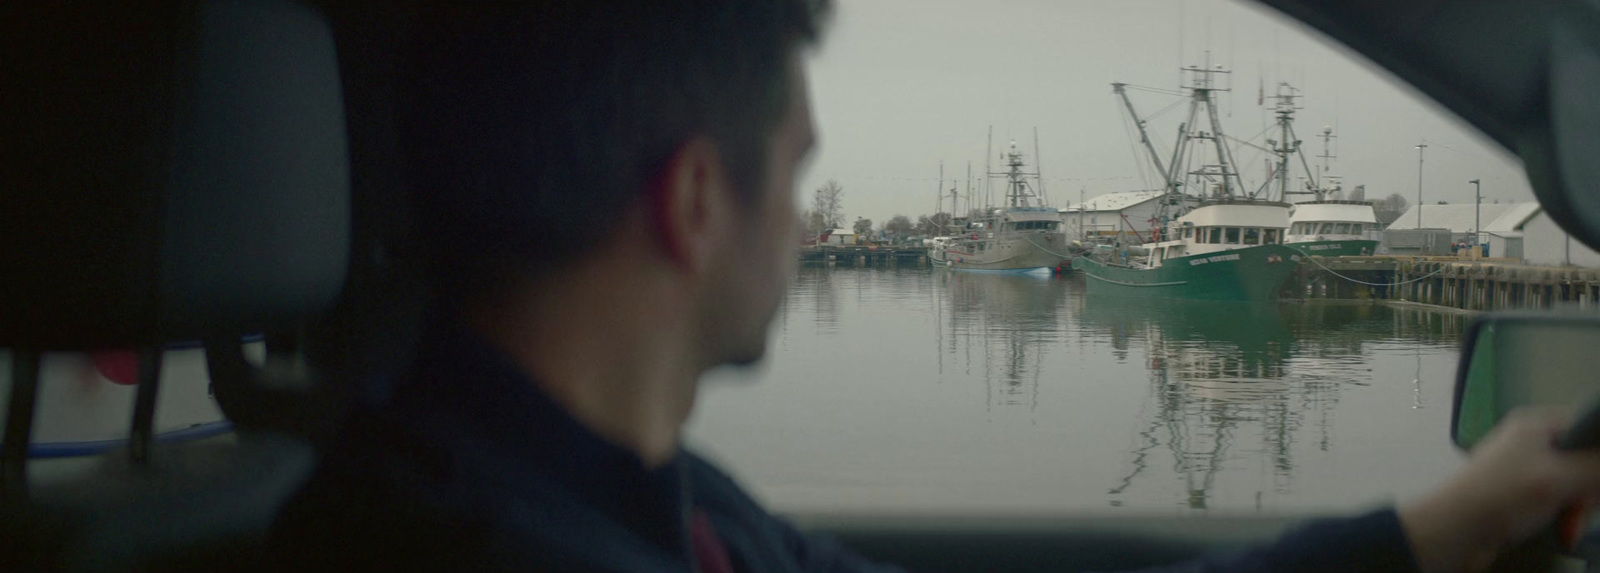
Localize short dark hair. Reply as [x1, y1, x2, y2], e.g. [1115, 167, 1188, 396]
[404, 1, 831, 296]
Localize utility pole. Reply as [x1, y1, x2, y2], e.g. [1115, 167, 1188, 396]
[1470, 179, 1481, 246]
[1415, 142, 1427, 228]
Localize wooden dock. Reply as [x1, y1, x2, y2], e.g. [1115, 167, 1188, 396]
[799, 245, 934, 267]
[1292, 255, 1600, 311]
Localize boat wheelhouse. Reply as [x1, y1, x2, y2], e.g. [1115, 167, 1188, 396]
[1284, 200, 1380, 256]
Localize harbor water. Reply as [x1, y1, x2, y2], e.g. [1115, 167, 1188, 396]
[687, 266, 1468, 517]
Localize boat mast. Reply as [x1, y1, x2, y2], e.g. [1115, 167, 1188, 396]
[987, 141, 1039, 209]
[1079, 186, 1086, 241]
[1274, 85, 1295, 201]
[964, 162, 972, 217]
[984, 126, 994, 211]
[1263, 83, 1324, 201]
[1033, 127, 1048, 206]
[1185, 53, 1243, 199]
[1317, 126, 1340, 198]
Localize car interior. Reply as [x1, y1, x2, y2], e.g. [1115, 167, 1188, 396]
[2, 1, 1598, 572]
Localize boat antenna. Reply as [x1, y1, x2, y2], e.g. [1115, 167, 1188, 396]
[947, 169, 960, 218]
[985, 126, 994, 210]
[1318, 125, 1337, 177]
[965, 161, 972, 218]
[1034, 127, 1048, 206]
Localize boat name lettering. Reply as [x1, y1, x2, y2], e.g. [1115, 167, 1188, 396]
[1190, 253, 1242, 266]
[1307, 243, 1342, 251]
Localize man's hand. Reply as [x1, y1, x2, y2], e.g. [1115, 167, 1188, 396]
[1400, 409, 1600, 572]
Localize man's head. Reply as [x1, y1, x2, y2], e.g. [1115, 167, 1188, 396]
[407, 1, 828, 368]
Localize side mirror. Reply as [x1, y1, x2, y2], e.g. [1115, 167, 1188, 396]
[1452, 312, 1600, 450]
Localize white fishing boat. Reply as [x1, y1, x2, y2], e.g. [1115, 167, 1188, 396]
[945, 141, 1072, 274]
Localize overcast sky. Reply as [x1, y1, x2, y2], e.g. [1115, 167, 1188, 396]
[798, 0, 1534, 225]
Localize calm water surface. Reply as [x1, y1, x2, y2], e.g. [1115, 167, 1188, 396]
[687, 266, 1469, 517]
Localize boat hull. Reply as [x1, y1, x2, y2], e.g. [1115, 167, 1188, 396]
[947, 233, 1069, 272]
[1285, 239, 1377, 257]
[1073, 244, 1300, 302]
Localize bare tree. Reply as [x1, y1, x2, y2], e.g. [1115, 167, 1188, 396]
[812, 179, 845, 230]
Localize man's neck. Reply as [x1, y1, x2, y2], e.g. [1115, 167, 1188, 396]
[467, 259, 703, 468]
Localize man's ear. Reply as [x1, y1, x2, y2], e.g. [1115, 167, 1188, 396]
[650, 136, 731, 273]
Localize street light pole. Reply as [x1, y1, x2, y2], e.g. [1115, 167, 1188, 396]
[1415, 142, 1427, 229]
[1470, 179, 1481, 246]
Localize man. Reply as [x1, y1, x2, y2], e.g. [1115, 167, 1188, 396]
[273, 2, 1600, 572]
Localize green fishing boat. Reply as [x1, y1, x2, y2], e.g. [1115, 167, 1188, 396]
[1285, 200, 1380, 257]
[1284, 239, 1377, 257]
[1074, 243, 1300, 302]
[1073, 200, 1300, 302]
[1090, 69, 1307, 301]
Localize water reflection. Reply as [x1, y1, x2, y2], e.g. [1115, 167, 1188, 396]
[693, 268, 1466, 514]
[1074, 298, 1464, 509]
[941, 272, 1068, 413]
[792, 266, 840, 335]
[1073, 300, 1302, 509]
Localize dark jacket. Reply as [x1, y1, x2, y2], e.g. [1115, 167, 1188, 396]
[270, 325, 1419, 572]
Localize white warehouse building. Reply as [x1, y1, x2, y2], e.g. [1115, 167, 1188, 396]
[1059, 190, 1196, 244]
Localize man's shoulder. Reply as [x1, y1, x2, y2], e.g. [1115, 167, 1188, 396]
[269, 407, 546, 570]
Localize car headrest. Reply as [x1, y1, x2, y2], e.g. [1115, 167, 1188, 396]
[0, 0, 350, 350]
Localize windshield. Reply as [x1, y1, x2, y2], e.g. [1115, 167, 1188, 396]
[686, 0, 1560, 518]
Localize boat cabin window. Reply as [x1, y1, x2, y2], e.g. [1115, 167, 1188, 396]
[1265, 229, 1281, 244]
[1334, 223, 1351, 234]
[1244, 228, 1261, 245]
[1225, 227, 1241, 244]
[1207, 227, 1222, 244]
[1184, 227, 1194, 239]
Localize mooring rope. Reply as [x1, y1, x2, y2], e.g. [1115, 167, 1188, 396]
[1024, 235, 1083, 261]
[1304, 254, 1449, 286]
